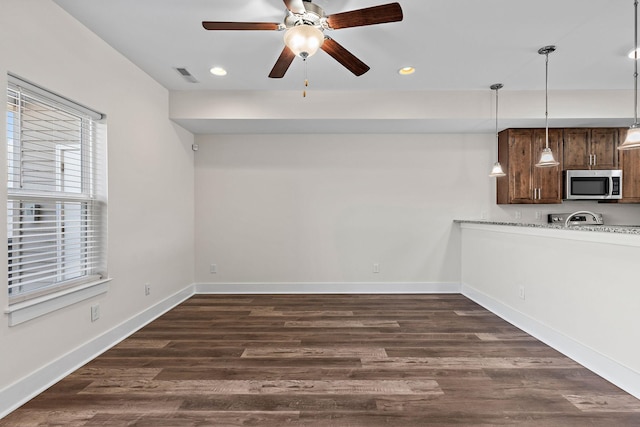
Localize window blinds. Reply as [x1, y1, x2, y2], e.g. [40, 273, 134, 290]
[7, 76, 105, 299]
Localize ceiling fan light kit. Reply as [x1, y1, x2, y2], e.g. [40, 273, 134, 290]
[283, 25, 324, 58]
[202, 0, 403, 79]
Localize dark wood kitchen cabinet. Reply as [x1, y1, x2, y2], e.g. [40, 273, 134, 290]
[496, 128, 562, 204]
[618, 127, 640, 202]
[563, 128, 618, 170]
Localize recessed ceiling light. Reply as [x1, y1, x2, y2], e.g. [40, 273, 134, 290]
[398, 66, 415, 75]
[210, 67, 227, 76]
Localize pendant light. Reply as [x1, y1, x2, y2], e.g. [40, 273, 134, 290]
[619, 0, 640, 150]
[489, 83, 506, 177]
[535, 45, 560, 167]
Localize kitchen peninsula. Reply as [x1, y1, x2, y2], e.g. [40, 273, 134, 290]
[456, 219, 640, 235]
[456, 220, 640, 400]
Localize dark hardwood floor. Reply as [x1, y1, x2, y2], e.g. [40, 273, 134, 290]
[2, 294, 640, 426]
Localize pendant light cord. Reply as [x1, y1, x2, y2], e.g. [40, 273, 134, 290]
[535, 45, 558, 166]
[538, 45, 556, 150]
[496, 86, 499, 141]
[490, 83, 503, 144]
[634, 0, 638, 125]
[545, 50, 550, 149]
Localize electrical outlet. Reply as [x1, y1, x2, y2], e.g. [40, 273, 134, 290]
[144, 283, 151, 296]
[515, 211, 522, 219]
[373, 263, 380, 273]
[518, 285, 526, 300]
[481, 211, 488, 220]
[210, 264, 217, 274]
[91, 304, 100, 322]
[535, 211, 542, 220]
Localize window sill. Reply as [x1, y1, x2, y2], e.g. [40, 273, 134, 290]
[5, 278, 111, 326]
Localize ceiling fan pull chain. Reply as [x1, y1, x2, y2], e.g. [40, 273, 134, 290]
[303, 58, 308, 97]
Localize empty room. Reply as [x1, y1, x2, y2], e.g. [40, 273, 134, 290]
[1, 0, 640, 425]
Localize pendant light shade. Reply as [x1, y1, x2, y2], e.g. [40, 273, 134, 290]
[489, 83, 506, 177]
[620, 125, 640, 149]
[620, 0, 640, 150]
[536, 147, 560, 167]
[535, 45, 560, 168]
[490, 162, 506, 177]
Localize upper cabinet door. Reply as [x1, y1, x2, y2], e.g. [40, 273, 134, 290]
[562, 128, 590, 170]
[618, 128, 640, 203]
[589, 128, 618, 170]
[507, 129, 535, 204]
[533, 129, 563, 204]
[562, 128, 618, 170]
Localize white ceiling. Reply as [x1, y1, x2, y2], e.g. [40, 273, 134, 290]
[52, 0, 635, 133]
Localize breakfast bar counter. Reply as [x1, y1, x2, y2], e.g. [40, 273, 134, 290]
[454, 219, 640, 236]
[457, 219, 640, 400]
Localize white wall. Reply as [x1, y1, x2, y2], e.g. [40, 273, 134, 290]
[194, 133, 494, 288]
[0, 0, 194, 400]
[460, 223, 640, 398]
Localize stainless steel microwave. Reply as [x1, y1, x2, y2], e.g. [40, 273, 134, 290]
[564, 169, 622, 200]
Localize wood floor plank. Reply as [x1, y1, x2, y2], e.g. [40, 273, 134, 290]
[241, 347, 388, 359]
[360, 356, 583, 370]
[1, 294, 638, 427]
[283, 320, 400, 328]
[79, 379, 443, 396]
[476, 332, 538, 341]
[179, 395, 379, 411]
[250, 309, 355, 317]
[563, 394, 640, 412]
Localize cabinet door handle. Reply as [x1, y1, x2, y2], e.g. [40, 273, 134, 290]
[593, 154, 597, 165]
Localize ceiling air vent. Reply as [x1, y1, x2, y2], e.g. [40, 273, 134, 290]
[175, 67, 198, 83]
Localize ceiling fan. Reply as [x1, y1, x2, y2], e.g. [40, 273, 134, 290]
[202, 0, 403, 78]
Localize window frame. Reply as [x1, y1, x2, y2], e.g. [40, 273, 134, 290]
[5, 74, 108, 325]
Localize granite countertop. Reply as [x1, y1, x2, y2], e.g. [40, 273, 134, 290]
[454, 220, 640, 235]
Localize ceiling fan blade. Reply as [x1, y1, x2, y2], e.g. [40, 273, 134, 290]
[269, 46, 296, 78]
[202, 21, 280, 31]
[320, 37, 370, 76]
[326, 2, 403, 30]
[283, 0, 306, 15]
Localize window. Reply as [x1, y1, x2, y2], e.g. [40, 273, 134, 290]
[7, 75, 106, 304]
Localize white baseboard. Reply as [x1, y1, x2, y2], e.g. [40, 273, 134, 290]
[195, 281, 462, 294]
[462, 283, 640, 400]
[0, 285, 195, 419]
